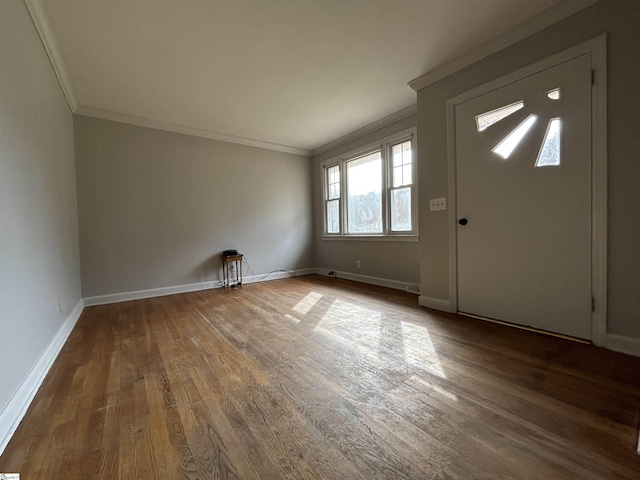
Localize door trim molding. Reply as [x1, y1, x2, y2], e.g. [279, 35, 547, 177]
[418, 295, 455, 313]
[446, 35, 607, 345]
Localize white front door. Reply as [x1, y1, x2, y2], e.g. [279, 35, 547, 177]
[455, 53, 592, 339]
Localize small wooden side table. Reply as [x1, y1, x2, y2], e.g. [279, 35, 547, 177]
[220, 254, 243, 288]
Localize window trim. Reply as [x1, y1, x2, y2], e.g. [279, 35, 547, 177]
[344, 147, 384, 235]
[324, 164, 341, 234]
[321, 127, 418, 240]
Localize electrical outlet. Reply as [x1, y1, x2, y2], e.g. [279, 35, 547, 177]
[356, 260, 361, 268]
[429, 197, 447, 211]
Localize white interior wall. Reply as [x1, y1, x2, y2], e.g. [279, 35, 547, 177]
[0, 0, 82, 420]
[74, 116, 314, 299]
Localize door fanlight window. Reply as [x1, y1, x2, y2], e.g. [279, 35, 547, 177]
[546, 88, 561, 100]
[535, 118, 561, 167]
[491, 114, 538, 159]
[475, 101, 524, 132]
[478, 88, 563, 165]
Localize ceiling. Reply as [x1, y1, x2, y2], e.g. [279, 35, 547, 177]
[31, 0, 595, 155]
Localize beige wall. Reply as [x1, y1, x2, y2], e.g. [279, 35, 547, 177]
[417, 0, 640, 338]
[75, 116, 314, 298]
[312, 115, 420, 285]
[0, 1, 81, 412]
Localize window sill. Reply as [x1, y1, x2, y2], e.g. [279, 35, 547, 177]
[322, 235, 419, 243]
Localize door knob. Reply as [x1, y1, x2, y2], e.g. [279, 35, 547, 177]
[458, 218, 468, 225]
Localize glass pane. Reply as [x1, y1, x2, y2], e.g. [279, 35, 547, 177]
[346, 151, 382, 234]
[402, 142, 411, 170]
[547, 88, 561, 100]
[391, 140, 412, 188]
[326, 165, 340, 200]
[392, 140, 412, 167]
[402, 164, 412, 185]
[393, 144, 403, 167]
[393, 166, 403, 187]
[535, 118, 561, 167]
[492, 114, 537, 159]
[391, 187, 412, 231]
[326, 200, 339, 233]
[475, 101, 524, 132]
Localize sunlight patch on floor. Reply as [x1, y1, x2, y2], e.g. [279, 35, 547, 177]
[292, 291, 323, 315]
[411, 375, 459, 401]
[401, 321, 447, 379]
[283, 313, 301, 324]
[315, 299, 382, 340]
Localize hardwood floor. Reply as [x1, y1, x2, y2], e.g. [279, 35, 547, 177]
[1, 274, 639, 479]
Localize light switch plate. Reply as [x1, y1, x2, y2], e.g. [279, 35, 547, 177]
[429, 197, 447, 211]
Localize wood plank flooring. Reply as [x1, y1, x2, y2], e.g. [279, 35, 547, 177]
[1, 274, 639, 479]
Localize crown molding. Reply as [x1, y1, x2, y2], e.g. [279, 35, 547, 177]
[408, 0, 600, 92]
[27, 0, 595, 158]
[311, 104, 417, 157]
[24, 0, 310, 156]
[24, 0, 78, 111]
[74, 105, 311, 156]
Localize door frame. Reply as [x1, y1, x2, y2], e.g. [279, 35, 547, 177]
[445, 35, 607, 345]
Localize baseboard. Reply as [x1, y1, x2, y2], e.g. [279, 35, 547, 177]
[83, 268, 318, 306]
[418, 295, 456, 313]
[83, 280, 222, 306]
[603, 332, 640, 358]
[242, 268, 318, 285]
[0, 299, 84, 456]
[318, 269, 418, 294]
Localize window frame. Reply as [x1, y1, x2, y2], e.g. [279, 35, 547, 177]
[321, 128, 418, 240]
[324, 164, 341, 234]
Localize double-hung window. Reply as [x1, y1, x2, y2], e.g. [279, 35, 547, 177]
[322, 128, 417, 239]
[325, 165, 341, 233]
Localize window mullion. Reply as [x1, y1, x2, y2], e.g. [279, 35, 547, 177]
[340, 159, 346, 236]
[382, 143, 390, 235]
[324, 164, 342, 235]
